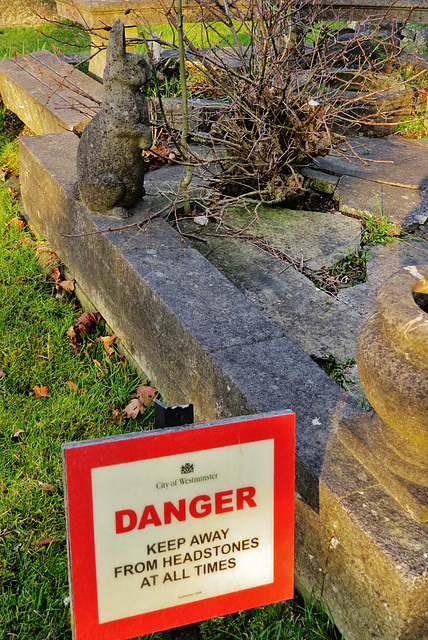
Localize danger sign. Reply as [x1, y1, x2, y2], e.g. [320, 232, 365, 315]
[63, 411, 295, 640]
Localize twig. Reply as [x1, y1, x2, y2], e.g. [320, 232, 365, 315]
[59, 203, 176, 238]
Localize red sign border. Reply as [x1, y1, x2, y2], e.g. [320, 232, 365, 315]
[63, 411, 295, 640]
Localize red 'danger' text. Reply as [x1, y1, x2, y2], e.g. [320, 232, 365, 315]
[115, 486, 257, 533]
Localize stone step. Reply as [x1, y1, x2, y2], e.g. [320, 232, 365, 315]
[221, 204, 362, 271]
[0, 49, 223, 137]
[0, 50, 103, 134]
[315, 135, 428, 191]
[335, 175, 428, 232]
[180, 222, 365, 362]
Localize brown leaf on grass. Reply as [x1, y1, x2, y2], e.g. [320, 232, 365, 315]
[36, 242, 59, 271]
[75, 312, 101, 337]
[33, 385, 49, 398]
[46, 265, 75, 294]
[50, 266, 61, 283]
[67, 311, 101, 353]
[10, 216, 25, 229]
[38, 481, 56, 491]
[7, 186, 18, 198]
[33, 538, 61, 546]
[67, 380, 88, 394]
[66, 325, 79, 353]
[106, 404, 123, 426]
[123, 383, 157, 419]
[98, 334, 117, 357]
[11, 429, 24, 441]
[123, 397, 144, 419]
[57, 278, 75, 293]
[112, 407, 122, 424]
[136, 384, 157, 406]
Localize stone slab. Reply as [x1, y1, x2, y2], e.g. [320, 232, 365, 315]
[339, 413, 428, 522]
[0, 0, 57, 26]
[338, 239, 428, 318]
[316, 136, 428, 191]
[0, 50, 103, 134]
[335, 175, 428, 233]
[303, 167, 339, 195]
[320, 481, 428, 619]
[212, 338, 363, 508]
[55, 0, 428, 29]
[322, 536, 428, 640]
[0, 49, 223, 138]
[299, 434, 428, 639]
[19, 129, 366, 512]
[182, 226, 364, 361]
[313, 0, 428, 22]
[222, 204, 361, 270]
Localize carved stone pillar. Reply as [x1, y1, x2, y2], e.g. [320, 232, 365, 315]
[339, 264, 428, 522]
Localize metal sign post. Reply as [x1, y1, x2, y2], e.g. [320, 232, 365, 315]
[154, 400, 200, 640]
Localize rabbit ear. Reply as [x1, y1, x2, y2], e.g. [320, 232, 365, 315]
[106, 19, 126, 66]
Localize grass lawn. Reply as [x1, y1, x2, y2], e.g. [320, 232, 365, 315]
[0, 113, 158, 639]
[0, 22, 90, 59]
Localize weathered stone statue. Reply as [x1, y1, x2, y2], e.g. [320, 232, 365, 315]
[74, 19, 152, 218]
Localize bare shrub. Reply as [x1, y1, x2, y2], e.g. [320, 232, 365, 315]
[135, 0, 427, 204]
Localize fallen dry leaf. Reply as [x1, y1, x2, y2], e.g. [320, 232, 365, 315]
[67, 380, 77, 392]
[67, 311, 101, 354]
[10, 216, 25, 229]
[57, 278, 75, 293]
[123, 383, 157, 419]
[46, 265, 75, 294]
[123, 397, 144, 419]
[136, 384, 157, 406]
[11, 429, 24, 442]
[33, 385, 49, 398]
[50, 266, 61, 283]
[38, 481, 56, 492]
[98, 334, 117, 357]
[33, 538, 61, 546]
[7, 186, 18, 198]
[36, 242, 59, 271]
[67, 380, 87, 394]
[74, 312, 101, 337]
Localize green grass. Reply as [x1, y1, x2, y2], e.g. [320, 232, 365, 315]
[201, 597, 343, 639]
[360, 211, 398, 245]
[395, 111, 428, 140]
[137, 21, 252, 52]
[0, 22, 90, 59]
[0, 128, 156, 638]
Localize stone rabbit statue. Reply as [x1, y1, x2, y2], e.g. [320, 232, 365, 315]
[74, 19, 153, 218]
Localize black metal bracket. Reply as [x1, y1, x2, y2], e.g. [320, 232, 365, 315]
[154, 399, 194, 430]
